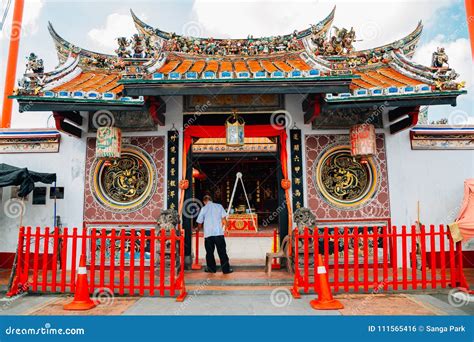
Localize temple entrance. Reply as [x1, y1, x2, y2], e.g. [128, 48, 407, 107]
[185, 136, 288, 265]
[194, 155, 280, 234]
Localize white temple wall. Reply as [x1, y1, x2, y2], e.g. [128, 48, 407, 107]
[0, 128, 87, 254]
[384, 127, 473, 226]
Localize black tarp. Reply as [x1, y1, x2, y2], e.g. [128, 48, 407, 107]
[0, 164, 56, 197]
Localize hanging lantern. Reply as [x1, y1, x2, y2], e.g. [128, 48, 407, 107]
[225, 112, 245, 147]
[350, 124, 376, 164]
[96, 126, 122, 158]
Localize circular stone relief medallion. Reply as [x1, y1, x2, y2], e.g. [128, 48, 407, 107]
[315, 146, 378, 208]
[91, 145, 157, 213]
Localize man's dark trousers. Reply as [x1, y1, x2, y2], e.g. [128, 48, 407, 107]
[204, 235, 230, 273]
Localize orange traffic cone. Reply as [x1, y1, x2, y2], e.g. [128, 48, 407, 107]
[63, 254, 97, 311]
[310, 255, 344, 310]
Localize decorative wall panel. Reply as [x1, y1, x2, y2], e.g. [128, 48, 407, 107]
[84, 136, 165, 223]
[305, 134, 390, 222]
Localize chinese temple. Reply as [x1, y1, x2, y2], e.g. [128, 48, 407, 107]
[1, 7, 472, 269]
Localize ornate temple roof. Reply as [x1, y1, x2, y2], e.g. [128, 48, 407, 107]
[10, 7, 465, 109]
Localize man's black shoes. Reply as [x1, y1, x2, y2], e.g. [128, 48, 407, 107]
[223, 268, 234, 274]
[204, 267, 216, 273]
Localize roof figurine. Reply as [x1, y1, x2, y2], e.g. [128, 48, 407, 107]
[432, 47, 449, 69]
[116, 37, 131, 58]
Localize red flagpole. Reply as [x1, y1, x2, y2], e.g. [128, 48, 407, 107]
[1, 0, 25, 128]
[467, 0, 474, 59]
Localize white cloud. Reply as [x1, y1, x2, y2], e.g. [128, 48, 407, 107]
[1, 0, 44, 40]
[190, 0, 455, 50]
[87, 13, 137, 53]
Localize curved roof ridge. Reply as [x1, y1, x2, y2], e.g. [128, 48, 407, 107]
[131, 6, 336, 41]
[48, 22, 115, 63]
[355, 20, 423, 56]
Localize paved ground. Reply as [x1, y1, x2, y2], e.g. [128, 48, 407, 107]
[0, 290, 472, 316]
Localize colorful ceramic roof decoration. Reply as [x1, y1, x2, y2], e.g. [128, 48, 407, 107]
[10, 6, 466, 106]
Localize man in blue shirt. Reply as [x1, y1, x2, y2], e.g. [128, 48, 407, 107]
[196, 195, 233, 274]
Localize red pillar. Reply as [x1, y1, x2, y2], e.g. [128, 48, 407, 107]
[467, 0, 474, 58]
[1, 0, 25, 128]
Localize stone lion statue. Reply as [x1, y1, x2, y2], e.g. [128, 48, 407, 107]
[293, 207, 317, 233]
[157, 209, 179, 233]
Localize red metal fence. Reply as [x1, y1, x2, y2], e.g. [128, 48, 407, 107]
[9, 226, 187, 300]
[292, 225, 468, 296]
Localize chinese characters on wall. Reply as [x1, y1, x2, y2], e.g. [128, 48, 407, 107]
[290, 129, 304, 212]
[167, 130, 179, 210]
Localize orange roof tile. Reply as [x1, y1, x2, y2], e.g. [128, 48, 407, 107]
[351, 67, 426, 90]
[247, 60, 263, 73]
[273, 61, 293, 72]
[351, 79, 377, 90]
[371, 71, 406, 87]
[51, 72, 122, 94]
[260, 60, 278, 73]
[378, 68, 421, 86]
[220, 61, 233, 72]
[357, 72, 387, 88]
[190, 60, 206, 73]
[158, 60, 180, 74]
[205, 60, 219, 73]
[77, 74, 108, 92]
[95, 75, 120, 93]
[174, 60, 193, 74]
[53, 73, 95, 91]
[287, 59, 311, 71]
[233, 61, 249, 73]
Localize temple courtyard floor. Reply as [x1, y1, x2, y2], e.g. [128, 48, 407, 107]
[0, 287, 472, 316]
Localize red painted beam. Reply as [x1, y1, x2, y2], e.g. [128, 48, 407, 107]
[1, 0, 25, 128]
[303, 94, 322, 124]
[466, 0, 474, 58]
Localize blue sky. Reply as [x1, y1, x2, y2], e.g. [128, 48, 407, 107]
[1, 0, 472, 127]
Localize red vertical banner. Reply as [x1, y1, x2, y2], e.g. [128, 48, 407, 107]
[467, 0, 474, 58]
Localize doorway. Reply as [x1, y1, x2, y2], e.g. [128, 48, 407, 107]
[194, 154, 280, 233]
[185, 136, 288, 264]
